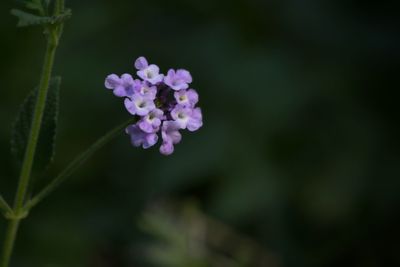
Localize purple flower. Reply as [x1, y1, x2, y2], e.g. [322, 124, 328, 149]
[170, 105, 203, 131]
[134, 81, 157, 100]
[105, 73, 135, 97]
[124, 94, 155, 116]
[126, 124, 158, 149]
[174, 89, 198, 107]
[135, 57, 164, 85]
[160, 121, 182, 155]
[187, 107, 203, 132]
[138, 108, 164, 133]
[105, 57, 203, 155]
[164, 69, 192, 91]
[170, 105, 191, 129]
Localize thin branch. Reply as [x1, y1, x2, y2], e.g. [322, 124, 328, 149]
[0, 195, 13, 217]
[25, 117, 135, 210]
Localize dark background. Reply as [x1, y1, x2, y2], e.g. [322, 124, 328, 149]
[0, 0, 399, 266]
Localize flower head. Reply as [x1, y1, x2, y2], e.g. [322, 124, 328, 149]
[105, 56, 203, 155]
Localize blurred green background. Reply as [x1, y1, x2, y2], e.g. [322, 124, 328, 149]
[0, 0, 399, 266]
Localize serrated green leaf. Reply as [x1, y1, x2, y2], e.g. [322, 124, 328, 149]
[11, 77, 61, 174]
[15, 0, 42, 11]
[10, 8, 52, 27]
[10, 8, 71, 27]
[24, 3, 42, 12]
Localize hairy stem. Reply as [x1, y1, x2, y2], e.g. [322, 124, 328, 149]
[26, 118, 135, 210]
[1, 37, 59, 267]
[14, 41, 57, 214]
[0, 220, 19, 267]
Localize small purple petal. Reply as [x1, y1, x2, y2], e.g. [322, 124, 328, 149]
[174, 89, 199, 107]
[137, 64, 164, 85]
[160, 141, 174, 155]
[105, 73, 135, 97]
[138, 120, 154, 133]
[124, 98, 135, 115]
[162, 120, 182, 144]
[187, 89, 199, 104]
[164, 69, 191, 91]
[113, 85, 127, 97]
[124, 94, 155, 116]
[171, 105, 192, 129]
[143, 133, 158, 149]
[120, 73, 134, 84]
[176, 69, 192, 83]
[138, 108, 164, 133]
[134, 81, 157, 100]
[187, 107, 203, 132]
[105, 74, 120, 89]
[126, 124, 158, 149]
[134, 56, 148, 70]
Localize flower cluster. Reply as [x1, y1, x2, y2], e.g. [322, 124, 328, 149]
[105, 57, 203, 155]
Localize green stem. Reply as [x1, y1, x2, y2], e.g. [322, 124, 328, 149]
[14, 41, 57, 213]
[1, 38, 59, 267]
[26, 118, 135, 210]
[0, 220, 19, 267]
